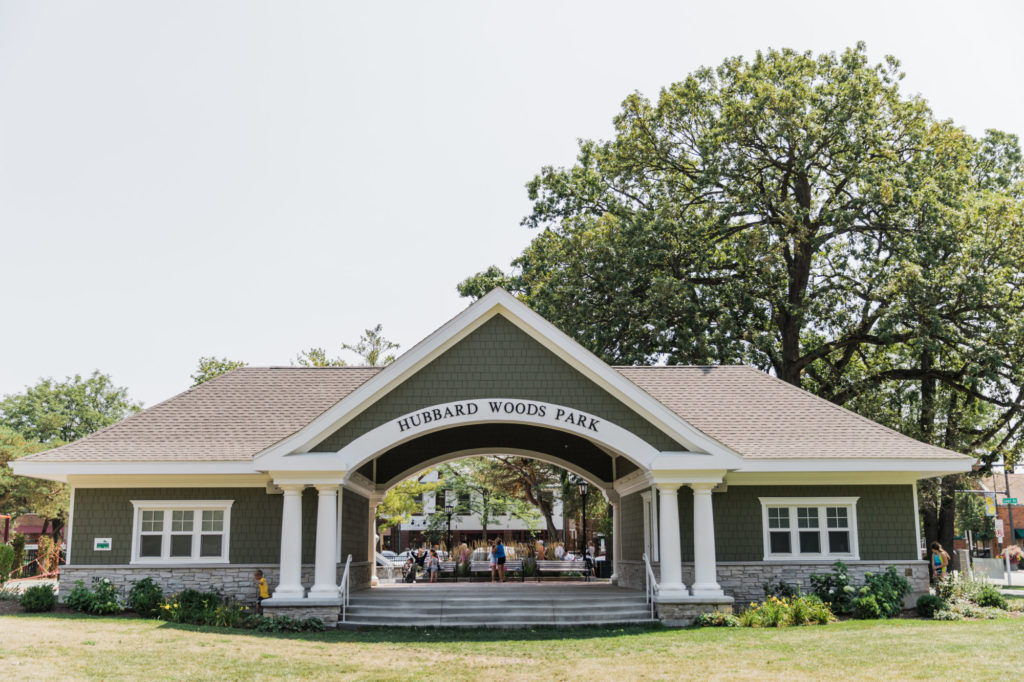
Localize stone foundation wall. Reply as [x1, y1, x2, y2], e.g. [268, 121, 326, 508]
[262, 604, 340, 627]
[617, 559, 929, 607]
[60, 561, 374, 603]
[656, 600, 733, 627]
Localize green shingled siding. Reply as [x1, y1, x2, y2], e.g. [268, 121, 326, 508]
[72, 487, 331, 565]
[619, 491, 645, 561]
[676, 484, 917, 562]
[314, 315, 682, 457]
[341, 488, 368, 562]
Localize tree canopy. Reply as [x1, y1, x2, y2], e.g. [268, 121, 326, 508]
[459, 43, 1024, 553]
[190, 356, 248, 386]
[0, 371, 142, 444]
[0, 371, 139, 534]
[294, 324, 400, 368]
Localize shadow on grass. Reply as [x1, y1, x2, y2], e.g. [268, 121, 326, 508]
[3, 609, 667, 643]
[151, 619, 668, 643]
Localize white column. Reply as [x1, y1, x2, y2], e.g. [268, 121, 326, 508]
[368, 494, 383, 587]
[656, 483, 688, 600]
[690, 482, 725, 598]
[273, 483, 305, 599]
[609, 493, 621, 584]
[309, 484, 340, 599]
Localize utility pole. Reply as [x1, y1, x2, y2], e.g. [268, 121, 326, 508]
[1005, 464, 1016, 586]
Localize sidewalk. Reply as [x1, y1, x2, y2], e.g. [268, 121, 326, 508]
[1, 577, 58, 594]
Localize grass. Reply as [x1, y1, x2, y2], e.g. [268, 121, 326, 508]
[2, 612, 1024, 680]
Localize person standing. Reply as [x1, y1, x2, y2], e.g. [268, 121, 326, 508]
[495, 538, 507, 582]
[930, 541, 950, 582]
[489, 540, 498, 582]
[426, 549, 440, 583]
[253, 569, 269, 614]
[554, 542, 565, 560]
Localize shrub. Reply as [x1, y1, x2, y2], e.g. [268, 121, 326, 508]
[975, 584, 1008, 610]
[738, 595, 832, 627]
[934, 598, 1009, 621]
[63, 579, 96, 612]
[0, 544, 15, 584]
[861, 566, 910, 618]
[852, 595, 882, 620]
[128, 577, 164, 617]
[20, 583, 57, 612]
[88, 578, 124, 615]
[159, 589, 224, 624]
[935, 572, 985, 604]
[762, 579, 799, 600]
[695, 611, 739, 627]
[810, 561, 856, 615]
[915, 593, 946, 618]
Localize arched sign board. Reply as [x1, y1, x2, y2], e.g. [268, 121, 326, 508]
[335, 398, 663, 472]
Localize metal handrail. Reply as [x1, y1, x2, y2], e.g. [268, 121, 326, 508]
[642, 553, 658, 619]
[338, 554, 353, 622]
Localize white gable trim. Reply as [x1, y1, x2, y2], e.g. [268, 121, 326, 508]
[255, 289, 742, 467]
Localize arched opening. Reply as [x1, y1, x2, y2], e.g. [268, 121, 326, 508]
[351, 422, 624, 585]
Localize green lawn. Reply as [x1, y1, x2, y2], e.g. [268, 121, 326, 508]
[2, 613, 1024, 680]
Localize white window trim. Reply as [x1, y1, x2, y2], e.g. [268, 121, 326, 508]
[759, 497, 860, 561]
[130, 500, 233, 564]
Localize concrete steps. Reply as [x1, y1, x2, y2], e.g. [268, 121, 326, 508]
[340, 583, 657, 628]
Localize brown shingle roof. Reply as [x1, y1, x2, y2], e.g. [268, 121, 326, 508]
[22, 367, 381, 462]
[616, 365, 966, 460]
[22, 364, 967, 464]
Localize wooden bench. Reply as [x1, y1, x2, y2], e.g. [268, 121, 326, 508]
[535, 559, 592, 581]
[469, 559, 525, 581]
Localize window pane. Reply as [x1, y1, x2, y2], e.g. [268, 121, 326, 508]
[141, 510, 163, 532]
[768, 508, 789, 529]
[769, 531, 791, 554]
[200, 534, 223, 557]
[799, 531, 821, 553]
[797, 507, 819, 529]
[171, 510, 194, 532]
[140, 535, 162, 557]
[827, 507, 849, 528]
[170, 534, 192, 557]
[829, 531, 850, 554]
[202, 510, 224, 532]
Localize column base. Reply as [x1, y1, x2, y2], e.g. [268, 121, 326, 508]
[690, 583, 726, 599]
[272, 585, 306, 600]
[655, 584, 690, 601]
[309, 584, 340, 599]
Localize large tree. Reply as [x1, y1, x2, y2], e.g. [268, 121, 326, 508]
[0, 371, 142, 444]
[0, 371, 140, 537]
[460, 44, 1024, 556]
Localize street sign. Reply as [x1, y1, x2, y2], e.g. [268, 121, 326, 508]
[995, 519, 1005, 543]
[985, 494, 997, 517]
[1003, 498, 1018, 504]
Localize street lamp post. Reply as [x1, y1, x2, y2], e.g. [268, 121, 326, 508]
[577, 479, 589, 577]
[444, 492, 454, 558]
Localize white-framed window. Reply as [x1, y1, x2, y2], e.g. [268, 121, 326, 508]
[759, 497, 859, 560]
[130, 500, 233, 564]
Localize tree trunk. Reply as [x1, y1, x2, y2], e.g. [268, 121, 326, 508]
[938, 474, 959, 567]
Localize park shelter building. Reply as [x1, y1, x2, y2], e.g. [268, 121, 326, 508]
[13, 289, 973, 625]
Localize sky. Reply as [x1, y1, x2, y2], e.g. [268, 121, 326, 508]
[1, 1, 1022, 407]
